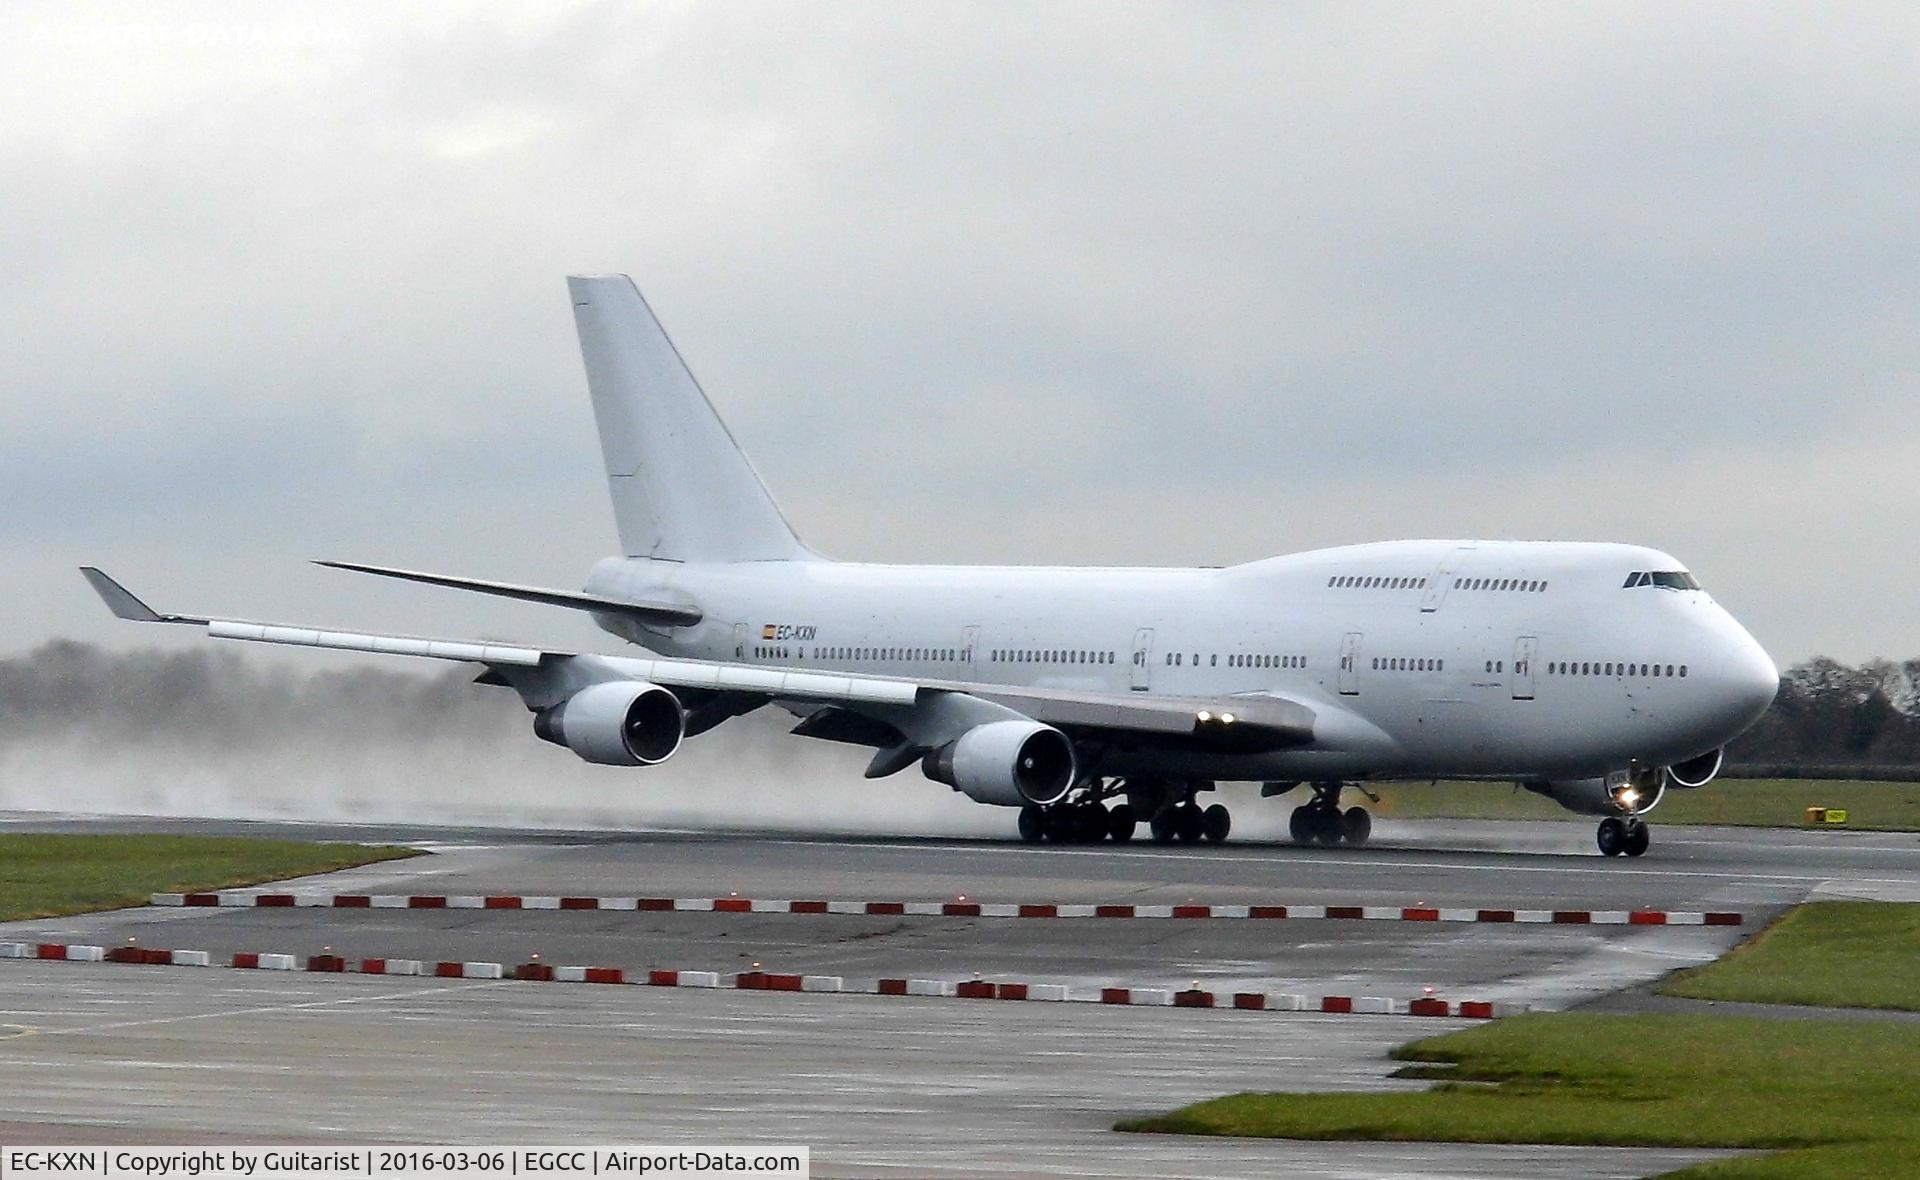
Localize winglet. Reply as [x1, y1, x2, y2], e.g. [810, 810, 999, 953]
[79, 568, 203, 624]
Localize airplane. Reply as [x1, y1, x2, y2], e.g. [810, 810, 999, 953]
[82, 274, 1780, 858]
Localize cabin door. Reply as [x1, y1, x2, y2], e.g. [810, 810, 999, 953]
[1130, 628, 1155, 691]
[1338, 632, 1364, 696]
[1512, 636, 1538, 700]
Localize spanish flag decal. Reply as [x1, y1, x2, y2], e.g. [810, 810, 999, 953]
[762, 624, 776, 640]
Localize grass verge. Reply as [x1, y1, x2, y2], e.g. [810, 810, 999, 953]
[1368, 778, 1920, 830]
[1117, 1012, 1920, 1178]
[1660, 901, 1920, 1012]
[0, 834, 418, 922]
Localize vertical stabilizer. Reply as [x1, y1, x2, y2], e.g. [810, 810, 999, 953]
[568, 275, 811, 563]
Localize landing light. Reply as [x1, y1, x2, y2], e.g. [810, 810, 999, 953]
[1220, 712, 1236, 725]
[1197, 710, 1213, 722]
[1620, 788, 1640, 807]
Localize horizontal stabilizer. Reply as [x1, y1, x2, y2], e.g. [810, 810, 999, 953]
[315, 560, 703, 627]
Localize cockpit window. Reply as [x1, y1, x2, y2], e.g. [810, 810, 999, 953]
[1624, 570, 1701, 590]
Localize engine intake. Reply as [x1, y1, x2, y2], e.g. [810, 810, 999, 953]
[923, 720, 1077, 808]
[1665, 748, 1724, 789]
[534, 681, 685, 766]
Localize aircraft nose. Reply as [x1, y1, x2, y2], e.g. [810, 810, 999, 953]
[1721, 631, 1779, 727]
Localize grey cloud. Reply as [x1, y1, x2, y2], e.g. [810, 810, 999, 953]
[4, 3, 1917, 664]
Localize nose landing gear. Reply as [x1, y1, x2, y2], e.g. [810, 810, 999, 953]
[1597, 815, 1651, 858]
[1289, 781, 1373, 847]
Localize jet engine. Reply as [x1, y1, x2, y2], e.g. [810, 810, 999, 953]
[1664, 748, 1724, 789]
[533, 681, 685, 766]
[921, 720, 1077, 808]
[1523, 772, 1663, 817]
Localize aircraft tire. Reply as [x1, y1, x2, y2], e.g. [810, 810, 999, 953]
[1312, 807, 1342, 845]
[1150, 809, 1178, 844]
[1624, 820, 1651, 858]
[1201, 803, 1231, 844]
[1340, 806, 1372, 846]
[1176, 804, 1205, 843]
[1597, 816, 1627, 857]
[1289, 806, 1313, 844]
[1107, 803, 1137, 843]
[1082, 803, 1111, 843]
[1017, 805, 1047, 844]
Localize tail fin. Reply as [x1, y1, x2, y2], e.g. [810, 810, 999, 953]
[567, 275, 811, 563]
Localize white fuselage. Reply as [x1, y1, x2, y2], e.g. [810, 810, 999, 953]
[584, 538, 1778, 783]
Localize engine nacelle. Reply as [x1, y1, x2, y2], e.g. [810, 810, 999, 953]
[922, 720, 1077, 808]
[1665, 748, 1724, 789]
[1524, 772, 1664, 817]
[533, 681, 685, 767]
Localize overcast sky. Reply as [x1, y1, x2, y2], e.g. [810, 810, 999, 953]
[5, 2, 1916, 668]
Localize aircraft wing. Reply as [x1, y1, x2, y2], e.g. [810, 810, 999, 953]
[81, 568, 1316, 758]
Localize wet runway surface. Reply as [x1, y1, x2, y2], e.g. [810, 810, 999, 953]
[0, 962, 1735, 1179]
[6, 811, 1911, 1175]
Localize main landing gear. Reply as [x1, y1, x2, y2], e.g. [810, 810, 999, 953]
[1016, 779, 1231, 846]
[1017, 800, 1120, 844]
[1288, 781, 1372, 847]
[1596, 815, 1651, 858]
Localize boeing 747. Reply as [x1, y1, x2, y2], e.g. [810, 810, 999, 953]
[84, 275, 1779, 857]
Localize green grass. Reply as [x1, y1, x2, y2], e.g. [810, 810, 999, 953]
[1368, 778, 1920, 831]
[0, 834, 418, 922]
[1118, 1012, 1920, 1178]
[1660, 902, 1920, 1012]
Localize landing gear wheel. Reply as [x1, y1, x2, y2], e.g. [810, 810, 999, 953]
[1289, 805, 1313, 845]
[1176, 804, 1204, 843]
[1340, 806, 1372, 846]
[1624, 820, 1651, 858]
[1312, 808, 1342, 846]
[1597, 816, 1627, 857]
[1201, 804, 1231, 844]
[1150, 809, 1178, 844]
[1018, 805, 1046, 844]
[1107, 803, 1137, 843]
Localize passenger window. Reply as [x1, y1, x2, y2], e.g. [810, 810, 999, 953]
[1680, 665, 1688, 677]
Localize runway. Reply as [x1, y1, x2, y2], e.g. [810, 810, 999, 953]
[5, 811, 1913, 1176]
